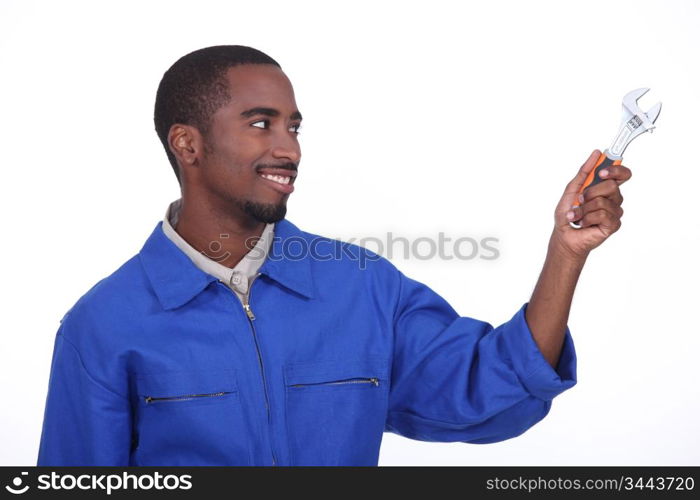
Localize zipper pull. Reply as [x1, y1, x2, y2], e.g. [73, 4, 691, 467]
[243, 302, 256, 320]
[370, 377, 379, 386]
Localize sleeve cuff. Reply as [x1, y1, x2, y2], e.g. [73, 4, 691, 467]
[499, 302, 577, 401]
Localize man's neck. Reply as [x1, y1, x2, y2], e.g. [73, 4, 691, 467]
[173, 197, 267, 269]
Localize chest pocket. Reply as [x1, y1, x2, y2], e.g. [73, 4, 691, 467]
[133, 369, 251, 466]
[283, 357, 390, 465]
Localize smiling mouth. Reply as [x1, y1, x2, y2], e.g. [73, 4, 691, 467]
[256, 168, 296, 194]
[259, 173, 292, 185]
[256, 166, 297, 191]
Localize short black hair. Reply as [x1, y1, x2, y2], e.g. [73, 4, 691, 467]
[154, 45, 281, 185]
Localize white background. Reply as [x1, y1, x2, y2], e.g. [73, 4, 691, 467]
[1, 0, 698, 466]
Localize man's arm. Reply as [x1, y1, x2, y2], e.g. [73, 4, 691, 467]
[525, 150, 631, 368]
[37, 319, 132, 466]
[384, 263, 578, 444]
[526, 240, 586, 368]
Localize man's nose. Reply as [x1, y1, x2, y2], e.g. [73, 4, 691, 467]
[270, 130, 301, 164]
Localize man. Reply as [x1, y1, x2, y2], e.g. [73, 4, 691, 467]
[37, 45, 628, 466]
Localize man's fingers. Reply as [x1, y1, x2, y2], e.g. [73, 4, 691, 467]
[581, 179, 623, 204]
[565, 150, 602, 194]
[598, 164, 632, 186]
[569, 197, 623, 222]
[576, 208, 622, 233]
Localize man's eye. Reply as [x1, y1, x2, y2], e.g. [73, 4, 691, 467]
[251, 120, 301, 134]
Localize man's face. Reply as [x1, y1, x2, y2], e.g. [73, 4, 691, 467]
[193, 64, 302, 224]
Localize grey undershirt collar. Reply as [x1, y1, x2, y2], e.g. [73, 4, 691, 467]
[161, 198, 274, 300]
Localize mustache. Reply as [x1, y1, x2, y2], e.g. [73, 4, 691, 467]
[256, 162, 297, 173]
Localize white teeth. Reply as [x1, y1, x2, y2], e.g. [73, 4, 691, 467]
[260, 174, 291, 185]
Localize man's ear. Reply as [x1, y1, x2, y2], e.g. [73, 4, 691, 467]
[168, 124, 204, 170]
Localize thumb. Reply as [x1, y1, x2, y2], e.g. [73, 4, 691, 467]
[565, 149, 601, 194]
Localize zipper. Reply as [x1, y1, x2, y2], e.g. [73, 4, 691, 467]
[144, 391, 231, 403]
[220, 273, 278, 466]
[243, 302, 255, 320]
[290, 377, 380, 388]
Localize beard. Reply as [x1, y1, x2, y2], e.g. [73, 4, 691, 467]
[198, 144, 290, 224]
[238, 198, 287, 224]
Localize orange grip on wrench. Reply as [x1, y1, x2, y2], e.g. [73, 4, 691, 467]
[570, 152, 621, 228]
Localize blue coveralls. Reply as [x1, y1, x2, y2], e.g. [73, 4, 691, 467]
[37, 218, 576, 465]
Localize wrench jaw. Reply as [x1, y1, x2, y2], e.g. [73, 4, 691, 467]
[622, 87, 651, 115]
[645, 101, 663, 127]
[607, 88, 662, 159]
[569, 87, 661, 230]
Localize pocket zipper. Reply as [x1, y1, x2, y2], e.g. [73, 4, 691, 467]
[290, 377, 380, 388]
[144, 391, 232, 403]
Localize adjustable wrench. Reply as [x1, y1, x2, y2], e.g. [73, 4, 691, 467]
[570, 88, 662, 229]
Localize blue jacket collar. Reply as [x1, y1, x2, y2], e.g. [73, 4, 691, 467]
[139, 218, 315, 310]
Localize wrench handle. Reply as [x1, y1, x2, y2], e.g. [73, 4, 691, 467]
[569, 151, 621, 229]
